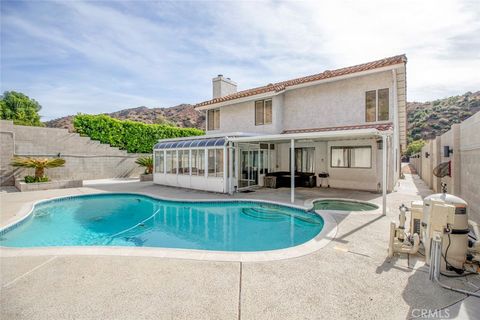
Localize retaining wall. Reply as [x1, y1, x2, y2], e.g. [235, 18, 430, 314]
[0, 120, 147, 185]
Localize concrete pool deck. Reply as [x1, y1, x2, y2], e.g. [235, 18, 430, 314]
[1, 172, 479, 319]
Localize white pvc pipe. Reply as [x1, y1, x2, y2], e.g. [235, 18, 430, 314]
[431, 237, 480, 298]
[392, 69, 399, 176]
[290, 139, 295, 203]
[382, 135, 387, 216]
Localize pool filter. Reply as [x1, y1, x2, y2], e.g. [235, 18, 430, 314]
[388, 183, 480, 297]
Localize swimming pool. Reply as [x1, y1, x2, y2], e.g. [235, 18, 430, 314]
[0, 194, 324, 252]
[313, 199, 378, 211]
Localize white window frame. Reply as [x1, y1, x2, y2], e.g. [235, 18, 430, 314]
[254, 99, 272, 126]
[365, 88, 389, 122]
[207, 109, 220, 131]
[330, 146, 372, 169]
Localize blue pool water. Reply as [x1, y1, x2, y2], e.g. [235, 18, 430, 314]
[0, 194, 324, 251]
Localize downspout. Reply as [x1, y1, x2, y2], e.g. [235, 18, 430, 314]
[382, 134, 387, 216]
[228, 141, 234, 195]
[392, 69, 400, 177]
[223, 138, 229, 194]
[290, 139, 295, 203]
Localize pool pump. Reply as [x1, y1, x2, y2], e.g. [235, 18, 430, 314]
[388, 183, 480, 297]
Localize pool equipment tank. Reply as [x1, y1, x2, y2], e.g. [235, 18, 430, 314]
[422, 191, 469, 274]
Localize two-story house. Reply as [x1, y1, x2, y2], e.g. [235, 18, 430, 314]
[153, 54, 407, 209]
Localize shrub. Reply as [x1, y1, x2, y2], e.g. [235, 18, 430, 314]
[135, 155, 153, 174]
[73, 114, 204, 153]
[11, 157, 66, 179]
[24, 175, 49, 183]
[0, 91, 44, 126]
[405, 140, 426, 156]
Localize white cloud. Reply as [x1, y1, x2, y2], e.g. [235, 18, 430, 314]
[1, 0, 479, 120]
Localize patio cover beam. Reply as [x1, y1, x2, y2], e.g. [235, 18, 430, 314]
[227, 128, 386, 143]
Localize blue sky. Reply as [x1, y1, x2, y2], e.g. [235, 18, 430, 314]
[1, 0, 479, 121]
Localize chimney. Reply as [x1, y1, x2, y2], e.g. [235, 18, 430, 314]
[212, 75, 237, 99]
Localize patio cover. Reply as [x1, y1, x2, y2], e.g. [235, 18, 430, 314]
[229, 126, 392, 215]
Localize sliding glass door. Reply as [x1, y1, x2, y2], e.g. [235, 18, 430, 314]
[238, 144, 260, 188]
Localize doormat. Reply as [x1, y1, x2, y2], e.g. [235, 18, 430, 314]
[240, 189, 255, 193]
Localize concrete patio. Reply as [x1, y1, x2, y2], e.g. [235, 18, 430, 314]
[1, 171, 479, 319]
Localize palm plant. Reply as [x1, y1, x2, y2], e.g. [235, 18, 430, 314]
[135, 155, 153, 174]
[11, 157, 66, 179]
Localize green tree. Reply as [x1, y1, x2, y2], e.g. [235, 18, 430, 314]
[0, 91, 44, 126]
[405, 140, 426, 156]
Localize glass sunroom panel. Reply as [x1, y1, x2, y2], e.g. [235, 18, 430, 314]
[208, 149, 216, 176]
[191, 150, 198, 175]
[155, 151, 164, 173]
[171, 151, 178, 174]
[206, 139, 217, 146]
[182, 150, 190, 175]
[166, 151, 173, 173]
[215, 149, 224, 177]
[198, 149, 205, 175]
[177, 150, 183, 174]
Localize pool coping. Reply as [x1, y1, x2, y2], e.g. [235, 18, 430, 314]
[304, 197, 385, 215]
[0, 192, 338, 262]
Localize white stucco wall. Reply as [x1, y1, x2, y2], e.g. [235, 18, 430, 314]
[206, 94, 284, 135]
[282, 71, 394, 130]
[206, 69, 404, 136]
[274, 137, 394, 192]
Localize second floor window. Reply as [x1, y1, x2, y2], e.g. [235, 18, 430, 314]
[208, 109, 220, 130]
[365, 88, 389, 122]
[255, 99, 272, 125]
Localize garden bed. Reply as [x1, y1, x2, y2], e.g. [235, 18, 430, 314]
[15, 179, 83, 192]
[140, 174, 153, 181]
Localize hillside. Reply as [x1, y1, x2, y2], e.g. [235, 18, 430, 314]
[45, 104, 205, 131]
[45, 92, 480, 142]
[407, 91, 479, 141]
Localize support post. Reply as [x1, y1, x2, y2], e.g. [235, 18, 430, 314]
[290, 139, 295, 203]
[223, 145, 228, 193]
[382, 135, 387, 216]
[228, 142, 234, 194]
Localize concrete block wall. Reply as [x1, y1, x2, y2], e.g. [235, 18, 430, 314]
[459, 114, 480, 223]
[0, 120, 146, 185]
[409, 112, 480, 223]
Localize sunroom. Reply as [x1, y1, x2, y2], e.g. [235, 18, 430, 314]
[153, 136, 231, 193]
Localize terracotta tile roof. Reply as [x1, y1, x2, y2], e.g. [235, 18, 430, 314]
[195, 54, 407, 108]
[282, 123, 393, 134]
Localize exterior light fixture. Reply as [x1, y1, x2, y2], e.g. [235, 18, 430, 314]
[377, 138, 383, 150]
[443, 146, 453, 157]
